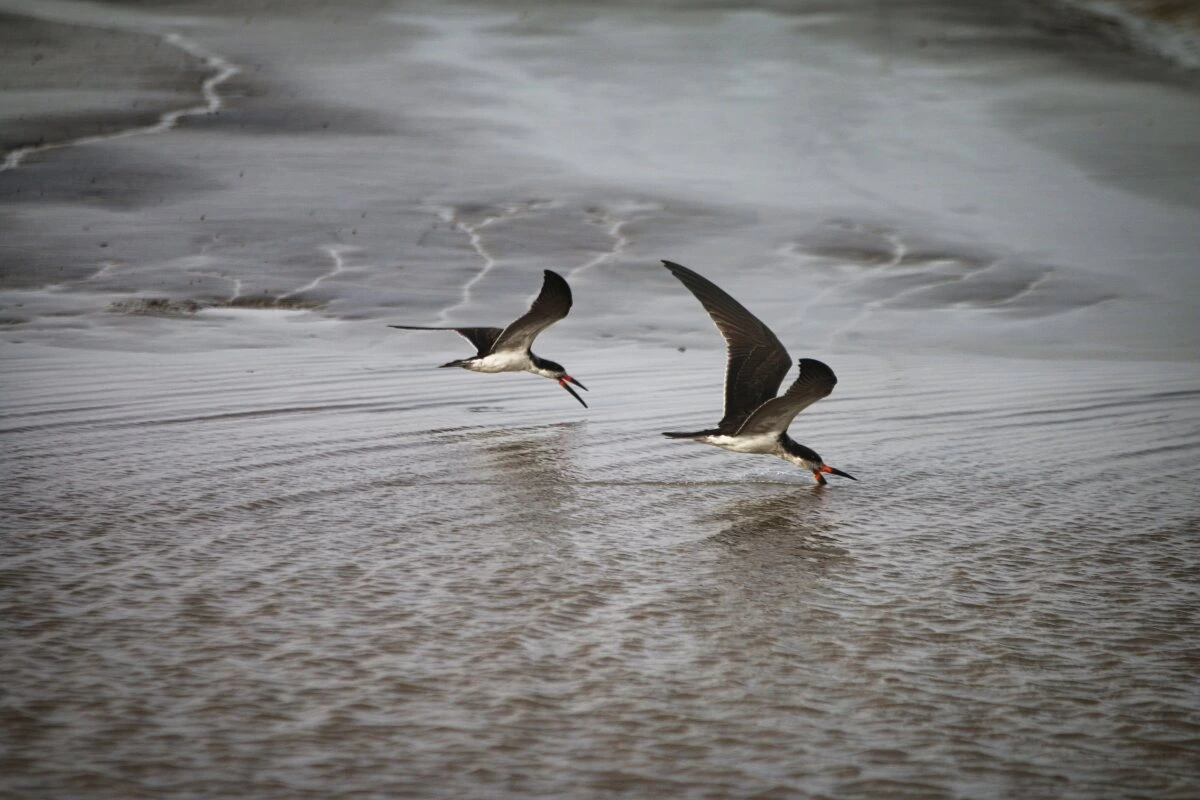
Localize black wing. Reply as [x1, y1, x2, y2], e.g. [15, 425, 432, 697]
[491, 270, 573, 353]
[734, 358, 837, 437]
[661, 260, 792, 432]
[387, 325, 503, 356]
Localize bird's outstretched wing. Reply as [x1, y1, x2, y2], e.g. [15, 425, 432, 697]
[492, 270, 574, 353]
[661, 260, 792, 433]
[387, 326, 503, 356]
[734, 358, 837, 437]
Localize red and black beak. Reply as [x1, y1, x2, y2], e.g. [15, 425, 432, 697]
[558, 374, 588, 408]
[819, 464, 856, 481]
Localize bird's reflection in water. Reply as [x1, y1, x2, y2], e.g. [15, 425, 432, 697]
[687, 489, 855, 657]
[705, 488, 851, 570]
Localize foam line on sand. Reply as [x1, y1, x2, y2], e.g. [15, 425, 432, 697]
[0, 31, 239, 172]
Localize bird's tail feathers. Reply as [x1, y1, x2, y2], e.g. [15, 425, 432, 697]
[662, 429, 719, 439]
[439, 359, 471, 369]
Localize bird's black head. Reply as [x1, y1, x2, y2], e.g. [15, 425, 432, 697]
[783, 438, 856, 485]
[532, 356, 588, 408]
[536, 357, 566, 376]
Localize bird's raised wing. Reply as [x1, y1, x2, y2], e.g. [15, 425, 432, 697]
[661, 260, 792, 432]
[734, 358, 837, 437]
[388, 325, 503, 356]
[492, 270, 574, 353]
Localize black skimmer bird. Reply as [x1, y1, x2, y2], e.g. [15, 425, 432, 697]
[389, 269, 588, 407]
[660, 260, 855, 485]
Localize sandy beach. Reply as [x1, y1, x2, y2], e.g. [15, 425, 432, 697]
[2, 1, 1199, 798]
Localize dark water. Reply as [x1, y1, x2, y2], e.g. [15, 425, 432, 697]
[2, 0, 1200, 797]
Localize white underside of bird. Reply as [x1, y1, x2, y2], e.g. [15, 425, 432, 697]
[461, 350, 537, 374]
[700, 432, 779, 454]
[700, 433, 820, 470]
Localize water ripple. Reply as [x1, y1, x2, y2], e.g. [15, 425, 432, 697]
[2, 347, 1198, 800]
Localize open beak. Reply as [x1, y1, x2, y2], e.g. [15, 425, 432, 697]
[558, 375, 588, 408]
[820, 464, 857, 481]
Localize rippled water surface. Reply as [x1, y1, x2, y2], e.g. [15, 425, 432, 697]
[4, 343, 1199, 798]
[3, 0, 1200, 797]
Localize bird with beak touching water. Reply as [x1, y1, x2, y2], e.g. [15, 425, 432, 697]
[659, 260, 856, 485]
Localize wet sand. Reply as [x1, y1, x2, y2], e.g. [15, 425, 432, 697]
[2, 1, 1200, 798]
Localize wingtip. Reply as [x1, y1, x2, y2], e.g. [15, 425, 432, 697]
[542, 269, 571, 291]
[797, 357, 837, 386]
[660, 260, 702, 282]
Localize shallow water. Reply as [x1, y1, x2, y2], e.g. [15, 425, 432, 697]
[2, 0, 1200, 798]
[4, 341, 1199, 798]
